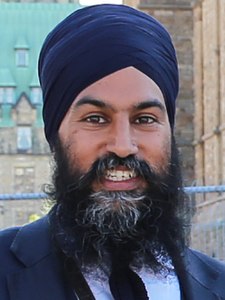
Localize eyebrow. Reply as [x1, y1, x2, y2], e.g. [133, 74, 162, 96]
[73, 97, 114, 110]
[73, 96, 165, 112]
[134, 99, 166, 112]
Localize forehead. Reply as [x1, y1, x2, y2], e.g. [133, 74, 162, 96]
[73, 67, 166, 110]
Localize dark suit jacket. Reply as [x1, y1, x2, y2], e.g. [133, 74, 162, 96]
[0, 217, 225, 300]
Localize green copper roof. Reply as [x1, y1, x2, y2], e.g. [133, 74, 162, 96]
[0, 3, 82, 104]
[14, 36, 30, 50]
[30, 70, 40, 87]
[0, 68, 16, 87]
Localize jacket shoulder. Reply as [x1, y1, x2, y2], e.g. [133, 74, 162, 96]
[0, 226, 20, 244]
[0, 216, 51, 274]
[0, 226, 24, 273]
[186, 248, 225, 299]
[0, 226, 20, 258]
[188, 248, 225, 272]
[0, 226, 23, 299]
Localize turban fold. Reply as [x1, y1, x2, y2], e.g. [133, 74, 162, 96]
[38, 4, 179, 146]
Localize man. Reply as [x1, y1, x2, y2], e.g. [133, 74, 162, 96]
[0, 4, 224, 300]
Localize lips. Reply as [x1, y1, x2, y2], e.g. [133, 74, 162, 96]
[105, 169, 137, 182]
[92, 167, 143, 191]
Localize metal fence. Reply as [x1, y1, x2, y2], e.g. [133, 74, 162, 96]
[189, 187, 225, 261]
[0, 186, 225, 261]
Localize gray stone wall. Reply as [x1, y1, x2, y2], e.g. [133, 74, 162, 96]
[0, 97, 50, 194]
[0, 154, 51, 193]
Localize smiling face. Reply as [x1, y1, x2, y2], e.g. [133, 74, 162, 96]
[58, 67, 171, 192]
[51, 67, 188, 266]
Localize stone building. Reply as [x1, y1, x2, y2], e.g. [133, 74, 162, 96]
[191, 0, 225, 260]
[0, 3, 82, 228]
[0, 3, 81, 194]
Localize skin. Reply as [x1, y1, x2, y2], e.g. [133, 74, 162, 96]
[59, 67, 171, 192]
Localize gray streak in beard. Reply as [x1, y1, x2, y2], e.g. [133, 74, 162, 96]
[76, 190, 148, 242]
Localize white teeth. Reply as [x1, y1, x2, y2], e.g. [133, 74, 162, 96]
[105, 169, 136, 181]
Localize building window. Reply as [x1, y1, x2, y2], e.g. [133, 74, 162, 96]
[0, 87, 15, 104]
[5, 88, 14, 104]
[14, 166, 34, 193]
[31, 87, 42, 105]
[16, 49, 29, 67]
[17, 127, 32, 153]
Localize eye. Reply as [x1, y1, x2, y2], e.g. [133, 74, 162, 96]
[85, 115, 107, 124]
[134, 115, 156, 124]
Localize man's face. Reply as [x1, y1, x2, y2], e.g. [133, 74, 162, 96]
[50, 67, 188, 269]
[58, 67, 171, 192]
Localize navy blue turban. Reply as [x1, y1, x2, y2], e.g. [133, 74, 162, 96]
[38, 4, 179, 146]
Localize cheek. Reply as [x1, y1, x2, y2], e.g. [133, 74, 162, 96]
[65, 134, 105, 173]
[158, 136, 171, 172]
[142, 133, 171, 173]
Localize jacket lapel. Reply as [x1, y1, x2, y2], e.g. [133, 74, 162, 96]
[7, 217, 76, 300]
[180, 248, 225, 300]
[6, 217, 225, 300]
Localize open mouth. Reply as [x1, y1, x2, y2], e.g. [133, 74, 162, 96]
[105, 168, 137, 182]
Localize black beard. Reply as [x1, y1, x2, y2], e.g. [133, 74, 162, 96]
[46, 136, 193, 273]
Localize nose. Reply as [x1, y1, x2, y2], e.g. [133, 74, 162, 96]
[106, 118, 138, 158]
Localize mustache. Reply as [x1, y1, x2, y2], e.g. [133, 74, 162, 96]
[66, 154, 168, 194]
